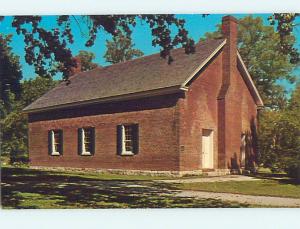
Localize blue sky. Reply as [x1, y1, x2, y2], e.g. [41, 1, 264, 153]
[1, 14, 299, 92]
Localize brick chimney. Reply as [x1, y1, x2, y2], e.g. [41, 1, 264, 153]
[217, 15, 238, 169]
[221, 15, 238, 86]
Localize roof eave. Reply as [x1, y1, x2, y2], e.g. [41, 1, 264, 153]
[23, 85, 186, 114]
[237, 51, 264, 108]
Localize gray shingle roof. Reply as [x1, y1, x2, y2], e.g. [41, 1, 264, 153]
[24, 38, 226, 112]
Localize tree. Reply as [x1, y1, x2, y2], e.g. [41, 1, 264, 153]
[1, 77, 58, 163]
[1, 93, 28, 163]
[4, 15, 195, 78]
[0, 14, 298, 80]
[76, 50, 99, 72]
[268, 13, 300, 64]
[0, 34, 23, 115]
[21, 76, 58, 106]
[258, 84, 300, 182]
[104, 34, 144, 64]
[202, 16, 296, 109]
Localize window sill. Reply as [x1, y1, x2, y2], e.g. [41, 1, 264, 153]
[80, 152, 92, 156]
[51, 152, 61, 156]
[120, 152, 134, 156]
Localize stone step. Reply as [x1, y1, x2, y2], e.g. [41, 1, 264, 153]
[202, 169, 231, 176]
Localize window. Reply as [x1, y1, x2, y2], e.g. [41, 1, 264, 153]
[123, 125, 133, 154]
[78, 127, 95, 156]
[240, 134, 246, 168]
[117, 124, 139, 155]
[48, 130, 63, 156]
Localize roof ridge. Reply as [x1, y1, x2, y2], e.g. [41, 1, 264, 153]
[71, 38, 226, 75]
[99, 38, 224, 69]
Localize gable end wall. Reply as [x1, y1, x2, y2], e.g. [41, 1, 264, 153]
[224, 60, 258, 169]
[177, 51, 224, 171]
[177, 50, 258, 171]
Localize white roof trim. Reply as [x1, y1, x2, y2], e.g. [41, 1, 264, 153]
[181, 39, 227, 87]
[237, 51, 264, 107]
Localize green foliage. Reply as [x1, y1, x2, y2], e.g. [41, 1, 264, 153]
[268, 13, 300, 64]
[238, 16, 296, 109]
[10, 15, 194, 78]
[0, 34, 23, 113]
[76, 50, 99, 72]
[258, 111, 300, 170]
[21, 76, 58, 107]
[4, 14, 300, 79]
[1, 100, 28, 163]
[202, 15, 296, 109]
[258, 84, 300, 181]
[1, 77, 57, 164]
[104, 34, 144, 64]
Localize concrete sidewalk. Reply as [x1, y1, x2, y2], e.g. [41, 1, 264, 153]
[176, 190, 300, 207]
[159, 175, 260, 183]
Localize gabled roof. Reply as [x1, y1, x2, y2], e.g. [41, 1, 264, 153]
[23, 38, 263, 113]
[24, 38, 226, 113]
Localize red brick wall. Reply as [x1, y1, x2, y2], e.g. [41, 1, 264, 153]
[28, 94, 182, 171]
[177, 51, 224, 171]
[177, 49, 258, 171]
[224, 67, 258, 169]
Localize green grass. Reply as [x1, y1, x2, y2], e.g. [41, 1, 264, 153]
[1, 166, 248, 209]
[176, 180, 300, 199]
[4, 192, 248, 209]
[12, 192, 66, 209]
[4, 166, 296, 208]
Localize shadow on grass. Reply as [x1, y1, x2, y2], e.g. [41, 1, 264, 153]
[248, 172, 299, 185]
[1, 167, 248, 209]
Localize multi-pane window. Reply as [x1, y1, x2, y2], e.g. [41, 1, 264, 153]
[78, 127, 95, 156]
[48, 130, 63, 156]
[117, 124, 139, 155]
[124, 125, 133, 153]
[53, 131, 60, 153]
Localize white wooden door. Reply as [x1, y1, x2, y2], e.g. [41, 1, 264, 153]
[202, 129, 213, 169]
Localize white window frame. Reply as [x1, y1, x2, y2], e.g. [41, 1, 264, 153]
[51, 130, 61, 156]
[121, 125, 134, 156]
[80, 128, 92, 156]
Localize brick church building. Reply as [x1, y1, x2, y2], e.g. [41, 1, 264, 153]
[24, 15, 263, 176]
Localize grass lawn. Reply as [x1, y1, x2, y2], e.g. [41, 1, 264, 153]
[1, 166, 248, 209]
[176, 179, 300, 199]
